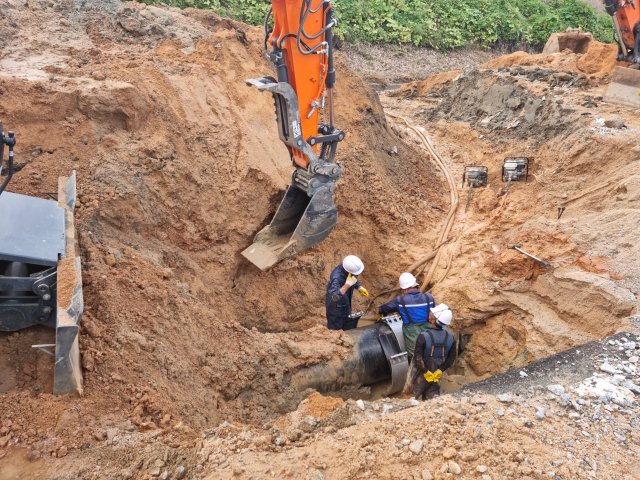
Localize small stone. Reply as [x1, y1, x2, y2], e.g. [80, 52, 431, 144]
[482, 476, 492, 480]
[386, 422, 395, 432]
[525, 422, 534, 428]
[547, 385, 565, 396]
[601, 362, 618, 374]
[356, 399, 365, 411]
[472, 396, 487, 404]
[477, 465, 488, 473]
[409, 440, 424, 454]
[274, 437, 285, 446]
[160, 472, 169, 480]
[496, 410, 505, 417]
[150, 468, 161, 477]
[629, 356, 638, 363]
[497, 394, 513, 403]
[568, 412, 580, 420]
[520, 371, 528, 377]
[106, 428, 119, 441]
[448, 461, 461, 475]
[442, 447, 456, 459]
[534, 407, 546, 420]
[57, 446, 68, 457]
[121, 470, 134, 480]
[604, 115, 625, 129]
[315, 471, 325, 480]
[421, 470, 434, 480]
[60, 19, 70, 26]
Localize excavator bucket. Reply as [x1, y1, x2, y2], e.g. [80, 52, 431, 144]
[241, 184, 337, 271]
[604, 66, 640, 108]
[542, 28, 593, 56]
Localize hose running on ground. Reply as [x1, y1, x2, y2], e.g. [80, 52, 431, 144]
[385, 112, 460, 292]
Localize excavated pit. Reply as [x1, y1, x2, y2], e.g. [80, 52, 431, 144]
[1, 2, 640, 477]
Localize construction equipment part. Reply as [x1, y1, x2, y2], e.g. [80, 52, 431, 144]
[501, 156, 529, 196]
[242, 0, 344, 271]
[462, 165, 488, 213]
[604, 66, 640, 108]
[604, 0, 640, 63]
[508, 242, 551, 267]
[292, 315, 409, 396]
[0, 123, 83, 395]
[542, 27, 593, 56]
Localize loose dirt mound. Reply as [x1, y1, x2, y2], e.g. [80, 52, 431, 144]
[482, 41, 625, 78]
[299, 392, 345, 418]
[0, 0, 450, 469]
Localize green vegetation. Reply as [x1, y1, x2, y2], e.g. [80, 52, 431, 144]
[135, 0, 614, 50]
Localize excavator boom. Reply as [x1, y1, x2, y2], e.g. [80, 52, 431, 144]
[242, 0, 344, 271]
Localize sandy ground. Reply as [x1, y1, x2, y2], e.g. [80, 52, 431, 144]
[1, 1, 640, 479]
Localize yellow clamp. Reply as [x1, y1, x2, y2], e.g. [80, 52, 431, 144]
[377, 314, 384, 320]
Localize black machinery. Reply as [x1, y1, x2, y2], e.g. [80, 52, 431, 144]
[501, 156, 529, 196]
[292, 314, 409, 396]
[0, 123, 84, 395]
[462, 165, 488, 213]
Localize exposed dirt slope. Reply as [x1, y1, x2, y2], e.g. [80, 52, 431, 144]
[380, 42, 640, 389]
[0, 0, 448, 459]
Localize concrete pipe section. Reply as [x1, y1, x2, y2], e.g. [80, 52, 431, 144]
[292, 315, 409, 395]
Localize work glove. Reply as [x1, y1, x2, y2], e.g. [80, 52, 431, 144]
[433, 370, 443, 382]
[345, 273, 358, 287]
[423, 371, 435, 382]
[359, 287, 369, 297]
[376, 313, 384, 321]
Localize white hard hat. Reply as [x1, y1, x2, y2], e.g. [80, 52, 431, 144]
[342, 255, 364, 275]
[399, 272, 419, 289]
[431, 304, 452, 325]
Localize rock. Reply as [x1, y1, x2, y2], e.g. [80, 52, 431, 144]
[605, 115, 625, 129]
[409, 397, 420, 406]
[442, 447, 457, 459]
[557, 394, 571, 407]
[386, 422, 395, 432]
[150, 467, 161, 477]
[274, 437, 285, 446]
[600, 362, 618, 374]
[106, 428, 119, 441]
[92, 70, 107, 81]
[60, 19, 70, 26]
[421, 470, 434, 480]
[630, 356, 639, 364]
[534, 407, 546, 420]
[104, 253, 116, 267]
[624, 380, 640, 395]
[139, 422, 157, 432]
[568, 412, 580, 420]
[482, 476, 492, 480]
[93, 431, 104, 441]
[175, 466, 186, 479]
[57, 446, 68, 458]
[477, 465, 488, 473]
[547, 385, 565, 396]
[472, 396, 487, 404]
[520, 371, 528, 377]
[160, 472, 169, 480]
[409, 440, 424, 454]
[448, 461, 461, 475]
[315, 471, 325, 480]
[121, 470, 134, 479]
[356, 400, 365, 411]
[283, 338, 301, 358]
[497, 394, 513, 403]
[0, 435, 11, 448]
[497, 410, 505, 417]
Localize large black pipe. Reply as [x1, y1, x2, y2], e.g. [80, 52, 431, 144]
[291, 322, 394, 393]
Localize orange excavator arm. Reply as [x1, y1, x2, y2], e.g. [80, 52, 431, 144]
[242, 0, 345, 271]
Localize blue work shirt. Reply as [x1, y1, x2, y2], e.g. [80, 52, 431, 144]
[378, 289, 434, 325]
[325, 264, 361, 330]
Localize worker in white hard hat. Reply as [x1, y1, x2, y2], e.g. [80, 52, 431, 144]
[377, 272, 435, 359]
[325, 255, 369, 331]
[405, 304, 456, 400]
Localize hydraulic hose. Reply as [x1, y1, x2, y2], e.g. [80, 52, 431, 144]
[385, 113, 459, 291]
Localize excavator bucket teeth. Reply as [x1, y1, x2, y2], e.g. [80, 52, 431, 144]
[543, 28, 593, 56]
[242, 185, 337, 271]
[604, 66, 640, 108]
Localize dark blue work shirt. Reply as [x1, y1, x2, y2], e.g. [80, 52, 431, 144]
[325, 264, 361, 330]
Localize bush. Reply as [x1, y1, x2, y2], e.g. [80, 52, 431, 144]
[134, 0, 614, 50]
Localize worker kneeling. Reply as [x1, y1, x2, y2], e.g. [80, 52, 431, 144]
[406, 304, 456, 400]
[378, 272, 434, 358]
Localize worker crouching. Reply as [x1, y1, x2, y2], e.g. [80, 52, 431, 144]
[378, 272, 434, 359]
[405, 304, 456, 400]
